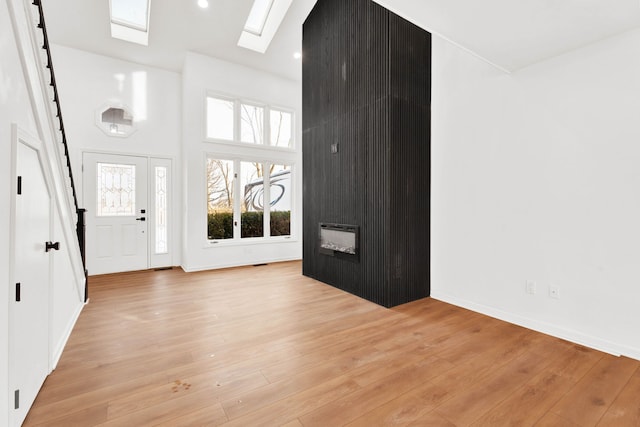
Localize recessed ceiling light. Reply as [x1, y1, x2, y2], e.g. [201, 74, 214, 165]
[198, 0, 209, 8]
[293, 52, 302, 59]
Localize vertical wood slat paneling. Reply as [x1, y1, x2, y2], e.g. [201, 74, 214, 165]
[388, 13, 432, 306]
[303, 0, 430, 307]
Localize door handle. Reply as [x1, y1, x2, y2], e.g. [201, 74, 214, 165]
[45, 241, 60, 252]
[136, 217, 146, 221]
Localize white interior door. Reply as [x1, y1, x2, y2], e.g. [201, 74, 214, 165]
[83, 153, 148, 275]
[10, 140, 51, 426]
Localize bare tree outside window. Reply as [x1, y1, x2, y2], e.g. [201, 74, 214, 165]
[241, 161, 264, 238]
[241, 104, 264, 144]
[205, 96, 294, 241]
[207, 159, 234, 239]
[269, 164, 291, 236]
[270, 109, 292, 148]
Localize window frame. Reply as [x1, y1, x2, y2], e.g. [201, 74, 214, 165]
[269, 107, 295, 149]
[204, 92, 296, 151]
[205, 153, 296, 246]
[205, 93, 237, 143]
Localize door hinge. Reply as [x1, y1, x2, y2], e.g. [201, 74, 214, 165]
[17, 176, 22, 195]
[15, 283, 20, 302]
[14, 389, 19, 409]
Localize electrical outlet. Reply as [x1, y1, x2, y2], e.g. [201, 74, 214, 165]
[549, 286, 560, 299]
[525, 280, 536, 295]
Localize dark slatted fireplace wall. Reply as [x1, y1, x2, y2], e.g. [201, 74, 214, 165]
[302, 0, 431, 307]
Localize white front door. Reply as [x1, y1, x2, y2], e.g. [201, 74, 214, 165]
[83, 153, 149, 275]
[10, 140, 51, 426]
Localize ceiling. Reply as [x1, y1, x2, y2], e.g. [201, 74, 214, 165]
[375, 0, 640, 72]
[43, 0, 640, 81]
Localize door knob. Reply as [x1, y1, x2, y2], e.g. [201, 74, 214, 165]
[45, 241, 60, 252]
[136, 217, 146, 221]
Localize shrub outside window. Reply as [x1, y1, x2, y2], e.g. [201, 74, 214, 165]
[206, 159, 235, 240]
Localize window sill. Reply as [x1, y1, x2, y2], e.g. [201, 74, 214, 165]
[204, 235, 298, 249]
[203, 138, 296, 154]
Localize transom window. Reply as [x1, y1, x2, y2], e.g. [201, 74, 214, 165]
[206, 94, 294, 149]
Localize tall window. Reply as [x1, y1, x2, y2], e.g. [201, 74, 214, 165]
[205, 94, 295, 242]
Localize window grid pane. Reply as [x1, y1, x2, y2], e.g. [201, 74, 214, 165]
[207, 159, 235, 240]
[270, 110, 293, 148]
[206, 97, 235, 140]
[269, 164, 291, 236]
[155, 166, 168, 254]
[96, 163, 136, 216]
[241, 161, 264, 238]
[240, 104, 264, 144]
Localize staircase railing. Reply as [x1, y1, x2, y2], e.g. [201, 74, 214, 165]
[32, 0, 88, 302]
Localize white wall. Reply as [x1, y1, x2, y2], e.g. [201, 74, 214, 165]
[51, 45, 183, 268]
[431, 29, 640, 360]
[182, 52, 302, 271]
[1, 2, 38, 422]
[2, 0, 86, 424]
[51, 210, 84, 365]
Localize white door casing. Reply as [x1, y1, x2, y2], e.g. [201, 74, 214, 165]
[10, 136, 52, 426]
[83, 153, 172, 275]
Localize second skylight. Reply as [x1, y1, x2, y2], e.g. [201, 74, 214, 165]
[244, 0, 274, 36]
[111, 0, 149, 31]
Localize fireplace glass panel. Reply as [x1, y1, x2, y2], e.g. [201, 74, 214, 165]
[319, 224, 358, 256]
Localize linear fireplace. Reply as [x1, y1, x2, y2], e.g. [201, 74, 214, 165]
[319, 223, 359, 261]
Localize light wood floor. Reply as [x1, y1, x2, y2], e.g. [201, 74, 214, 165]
[24, 261, 639, 426]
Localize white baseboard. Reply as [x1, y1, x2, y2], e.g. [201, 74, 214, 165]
[181, 256, 301, 273]
[50, 301, 84, 371]
[431, 291, 640, 361]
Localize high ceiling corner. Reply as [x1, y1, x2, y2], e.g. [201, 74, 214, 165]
[373, 0, 640, 72]
[42, 0, 640, 80]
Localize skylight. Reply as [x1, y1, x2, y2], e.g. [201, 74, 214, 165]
[238, 0, 292, 54]
[244, 0, 274, 36]
[110, 0, 151, 46]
